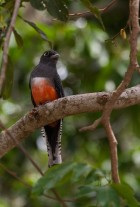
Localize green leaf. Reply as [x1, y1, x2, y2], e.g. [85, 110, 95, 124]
[1, 56, 14, 99]
[78, 185, 97, 198]
[78, 185, 120, 206]
[4, 1, 15, 11]
[71, 163, 92, 183]
[85, 169, 106, 185]
[97, 186, 120, 207]
[32, 162, 76, 196]
[20, 17, 52, 48]
[30, 0, 46, 10]
[111, 183, 140, 207]
[0, 7, 10, 27]
[13, 29, 23, 48]
[30, 0, 69, 21]
[80, 0, 105, 30]
[45, 0, 69, 22]
[0, 0, 5, 6]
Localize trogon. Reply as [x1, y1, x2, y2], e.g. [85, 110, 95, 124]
[29, 50, 64, 167]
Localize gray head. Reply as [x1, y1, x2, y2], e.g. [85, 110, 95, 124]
[40, 50, 59, 64]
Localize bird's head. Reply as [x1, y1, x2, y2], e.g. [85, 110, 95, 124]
[40, 50, 59, 63]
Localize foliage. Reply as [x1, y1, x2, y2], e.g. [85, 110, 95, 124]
[31, 162, 140, 207]
[0, 0, 140, 207]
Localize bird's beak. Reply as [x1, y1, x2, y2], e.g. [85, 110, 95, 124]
[51, 54, 60, 59]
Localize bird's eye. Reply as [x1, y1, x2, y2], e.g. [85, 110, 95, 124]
[44, 51, 49, 56]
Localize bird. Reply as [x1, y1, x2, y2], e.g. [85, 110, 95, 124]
[29, 50, 64, 168]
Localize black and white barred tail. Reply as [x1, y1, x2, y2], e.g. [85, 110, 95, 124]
[41, 120, 62, 168]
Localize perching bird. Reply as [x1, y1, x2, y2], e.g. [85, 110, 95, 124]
[29, 50, 64, 167]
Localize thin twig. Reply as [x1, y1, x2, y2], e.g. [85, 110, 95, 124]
[79, 118, 101, 132]
[100, 0, 117, 13]
[68, 0, 117, 18]
[68, 11, 90, 18]
[0, 120, 44, 176]
[0, 0, 21, 96]
[103, 122, 120, 183]
[44, 193, 75, 203]
[52, 189, 68, 207]
[0, 162, 74, 203]
[105, 21, 129, 42]
[0, 162, 31, 188]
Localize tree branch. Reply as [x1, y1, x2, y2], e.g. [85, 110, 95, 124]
[102, 0, 139, 119]
[0, 85, 140, 158]
[103, 121, 119, 183]
[0, 0, 21, 96]
[100, 0, 140, 183]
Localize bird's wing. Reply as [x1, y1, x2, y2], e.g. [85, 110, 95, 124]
[29, 66, 39, 107]
[54, 74, 65, 98]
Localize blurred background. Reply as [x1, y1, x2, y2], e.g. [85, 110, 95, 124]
[1, 0, 140, 206]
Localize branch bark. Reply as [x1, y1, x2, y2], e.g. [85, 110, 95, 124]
[0, 85, 140, 158]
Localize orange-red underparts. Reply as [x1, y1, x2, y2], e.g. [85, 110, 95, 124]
[31, 78, 58, 105]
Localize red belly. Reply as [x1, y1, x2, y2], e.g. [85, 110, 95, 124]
[31, 78, 58, 105]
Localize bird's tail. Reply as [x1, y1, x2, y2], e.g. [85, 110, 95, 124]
[41, 120, 62, 168]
